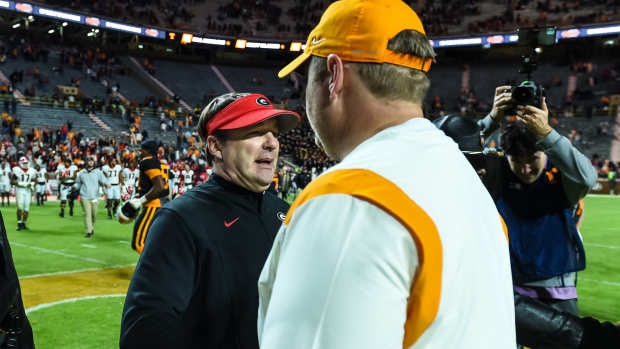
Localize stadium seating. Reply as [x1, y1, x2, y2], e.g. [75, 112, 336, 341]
[35, 0, 619, 38]
[152, 59, 228, 107]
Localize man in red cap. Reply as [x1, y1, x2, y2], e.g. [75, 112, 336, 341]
[120, 92, 299, 349]
[258, 0, 515, 348]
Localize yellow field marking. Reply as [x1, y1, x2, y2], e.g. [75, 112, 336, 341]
[20, 266, 135, 309]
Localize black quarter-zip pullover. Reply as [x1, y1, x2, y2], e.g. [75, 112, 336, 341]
[120, 174, 289, 349]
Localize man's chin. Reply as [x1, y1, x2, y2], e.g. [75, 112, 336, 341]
[519, 175, 538, 184]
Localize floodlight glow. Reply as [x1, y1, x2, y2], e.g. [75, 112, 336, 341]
[235, 39, 247, 49]
[438, 38, 482, 47]
[290, 42, 302, 52]
[181, 33, 193, 44]
[586, 26, 620, 36]
[38, 8, 81, 22]
[191, 37, 226, 45]
[105, 21, 142, 34]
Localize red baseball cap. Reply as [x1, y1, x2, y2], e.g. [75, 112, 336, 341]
[206, 94, 300, 136]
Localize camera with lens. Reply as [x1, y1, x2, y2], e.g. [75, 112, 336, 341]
[503, 27, 554, 115]
[507, 80, 545, 115]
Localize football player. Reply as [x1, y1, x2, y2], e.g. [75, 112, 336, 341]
[12, 157, 37, 230]
[181, 163, 194, 192]
[121, 159, 139, 201]
[121, 139, 169, 254]
[34, 164, 48, 206]
[168, 164, 179, 199]
[102, 158, 123, 219]
[56, 157, 78, 217]
[0, 158, 12, 206]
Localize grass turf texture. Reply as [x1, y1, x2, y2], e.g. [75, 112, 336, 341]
[1, 196, 619, 348]
[5, 201, 138, 276]
[27, 295, 125, 349]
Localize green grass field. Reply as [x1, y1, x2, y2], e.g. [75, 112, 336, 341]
[2, 195, 620, 348]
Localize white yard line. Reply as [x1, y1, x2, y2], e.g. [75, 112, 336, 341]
[580, 278, 620, 287]
[25, 294, 125, 314]
[583, 243, 620, 249]
[586, 194, 620, 198]
[80, 244, 97, 249]
[11, 242, 108, 264]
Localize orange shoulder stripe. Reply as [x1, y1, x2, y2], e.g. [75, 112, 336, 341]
[285, 169, 442, 348]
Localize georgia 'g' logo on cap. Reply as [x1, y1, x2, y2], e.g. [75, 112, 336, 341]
[256, 97, 271, 106]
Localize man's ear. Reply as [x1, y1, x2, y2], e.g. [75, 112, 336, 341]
[206, 135, 223, 161]
[326, 54, 344, 100]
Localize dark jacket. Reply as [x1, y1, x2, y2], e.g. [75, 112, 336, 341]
[120, 174, 289, 349]
[0, 212, 34, 349]
[515, 294, 620, 349]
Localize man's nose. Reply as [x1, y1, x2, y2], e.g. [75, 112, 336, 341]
[263, 132, 278, 150]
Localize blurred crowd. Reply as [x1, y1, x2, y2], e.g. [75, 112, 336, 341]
[35, 0, 620, 39]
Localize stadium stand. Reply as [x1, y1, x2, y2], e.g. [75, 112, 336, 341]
[34, 0, 620, 38]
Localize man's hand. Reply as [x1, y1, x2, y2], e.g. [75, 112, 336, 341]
[490, 85, 513, 121]
[129, 196, 147, 209]
[516, 97, 553, 141]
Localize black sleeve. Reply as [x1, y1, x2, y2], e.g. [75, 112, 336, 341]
[514, 293, 583, 348]
[0, 212, 34, 349]
[579, 317, 620, 349]
[120, 208, 197, 349]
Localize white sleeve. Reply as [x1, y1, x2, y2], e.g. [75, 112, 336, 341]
[259, 194, 418, 349]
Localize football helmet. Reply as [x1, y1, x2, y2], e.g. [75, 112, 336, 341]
[118, 201, 139, 224]
[19, 156, 29, 169]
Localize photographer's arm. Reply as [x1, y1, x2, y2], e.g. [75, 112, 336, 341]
[539, 130, 597, 204]
[517, 100, 597, 205]
[478, 86, 512, 139]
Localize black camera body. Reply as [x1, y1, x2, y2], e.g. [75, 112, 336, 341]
[511, 81, 544, 108]
[506, 80, 545, 116]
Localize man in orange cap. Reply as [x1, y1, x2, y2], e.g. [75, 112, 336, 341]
[258, 0, 516, 348]
[121, 93, 299, 349]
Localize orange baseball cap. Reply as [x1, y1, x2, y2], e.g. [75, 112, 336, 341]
[278, 0, 432, 78]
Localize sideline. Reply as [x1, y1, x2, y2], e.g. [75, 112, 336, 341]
[26, 294, 125, 314]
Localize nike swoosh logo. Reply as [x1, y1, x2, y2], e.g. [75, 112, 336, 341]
[224, 217, 240, 227]
[312, 38, 325, 46]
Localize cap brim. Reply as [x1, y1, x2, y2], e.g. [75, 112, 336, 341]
[219, 109, 300, 134]
[278, 52, 311, 78]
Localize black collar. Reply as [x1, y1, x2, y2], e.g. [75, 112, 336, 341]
[210, 173, 264, 198]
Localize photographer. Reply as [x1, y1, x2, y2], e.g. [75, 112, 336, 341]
[436, 114, 620, 349]
[480, 84, 598, 346]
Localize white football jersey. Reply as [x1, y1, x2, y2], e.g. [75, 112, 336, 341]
[13, 166, 37, 187]
[0, 165, 11, 184]
[169, 169, 180, 184]
[102, 164, 123, 185]
[36, 168, 47, 183]
[182, 170, 194, 184]
[57, 163, 78, 183]
[122, 168, 139, 187]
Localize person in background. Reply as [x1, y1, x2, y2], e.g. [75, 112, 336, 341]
[74, 157, 109, 238]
